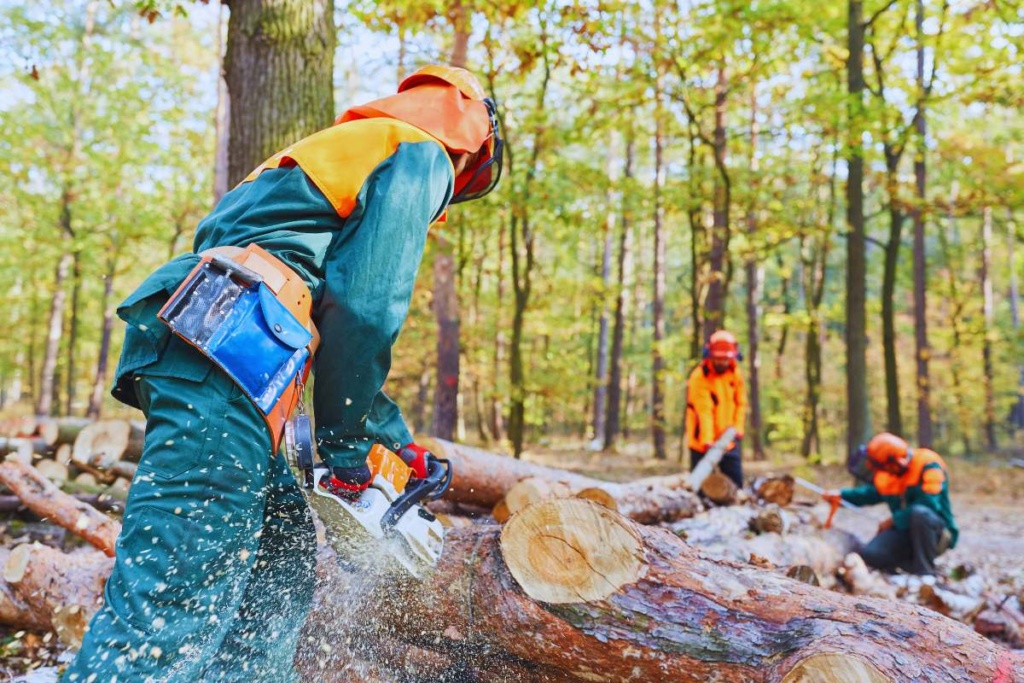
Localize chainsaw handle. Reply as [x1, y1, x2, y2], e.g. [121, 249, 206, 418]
[381, 455, 452, 531]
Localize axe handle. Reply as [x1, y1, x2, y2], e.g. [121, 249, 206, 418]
[689, 427, 738, 492]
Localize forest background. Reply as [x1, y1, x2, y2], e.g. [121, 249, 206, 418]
[1, 0, 1022, 465]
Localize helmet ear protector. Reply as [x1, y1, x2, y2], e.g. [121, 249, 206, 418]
[702, 341, 744, 362]
[449, 97, 504, 205]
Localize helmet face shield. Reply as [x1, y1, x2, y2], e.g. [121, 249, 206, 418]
[450, 98, 504, 205]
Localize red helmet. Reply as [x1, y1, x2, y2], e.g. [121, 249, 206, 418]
[706, 330, 740, 361]
[865, 433, 910, 472]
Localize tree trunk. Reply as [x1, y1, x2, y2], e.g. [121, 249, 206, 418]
[1009, 207, 1024, 431]
[845, 0, 870, 455]
[419, 436, 701, 524]
[430, 15, 472, 442]
[703, 65, 731, 341]
[383, 499, 1023, 682]
[744, 89, 765, 460]
[36, 252, 72, 417]
[86, 255, 117, 420]
[213, 1, 230, 204]
[224, 0, 335, 187]
[882, 154, 905, 436]
[981, 206, 997, 449]
[590, 133, 618, 446]
[604, 133, 634, 452]
[938, 195, 973, 455]
[65, 251, 82, 416]
[651, 58, 668, 461]
[912, 0, 932, 446]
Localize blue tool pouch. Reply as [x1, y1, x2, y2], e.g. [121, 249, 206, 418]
[158, 258, 313, 416]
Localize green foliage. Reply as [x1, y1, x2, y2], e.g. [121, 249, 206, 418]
[2, 0, 1023, 458]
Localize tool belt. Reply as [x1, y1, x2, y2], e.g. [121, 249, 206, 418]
[158, 244, 320, 451]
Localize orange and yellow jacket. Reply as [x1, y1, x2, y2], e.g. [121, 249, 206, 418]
[685, 361, 746, 452]
[840, 448, 959, 547]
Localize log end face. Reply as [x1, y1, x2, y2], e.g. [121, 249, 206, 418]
[501, 498, 646, 604]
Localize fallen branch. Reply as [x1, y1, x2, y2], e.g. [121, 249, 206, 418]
[0, 460, 121, 556]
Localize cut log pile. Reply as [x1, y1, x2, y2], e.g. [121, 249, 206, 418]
[1, 424, 1022, 681]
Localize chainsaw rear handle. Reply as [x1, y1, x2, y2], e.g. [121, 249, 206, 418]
[380, 454, 452, 532]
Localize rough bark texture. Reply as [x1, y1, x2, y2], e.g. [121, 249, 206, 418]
[420, 437, 701, 524]
[224, 0, 336, 186]
[375, 499, 1022, 683]
[0, 544, 112, 647]
[845, 0, 870, 455]
[0, 460, 121, 556]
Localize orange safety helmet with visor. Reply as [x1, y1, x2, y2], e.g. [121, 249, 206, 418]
[864, 432, 912, 475]
[336, 64, 503, 205]
[704, 330, 742, 364]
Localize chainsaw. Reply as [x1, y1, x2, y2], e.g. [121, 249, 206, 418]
[284, 415, 452, 578]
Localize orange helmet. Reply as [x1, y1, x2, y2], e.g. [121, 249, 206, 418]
[865, 432, 911, 472]
[705, 330, 741, 361]
[338, 64, 503, 205]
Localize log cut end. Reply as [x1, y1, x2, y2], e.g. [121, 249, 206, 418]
[574, 487, 619, 511]
[505, 477, 573, 516]
[779, 653, 891, 682]
[501, 498, 647, 604]
[701, 471, 738, 505]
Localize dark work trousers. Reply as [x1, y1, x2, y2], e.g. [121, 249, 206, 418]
[858, 505, 950, 576]
[690, 443, 744, 489]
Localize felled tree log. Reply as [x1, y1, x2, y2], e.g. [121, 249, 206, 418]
[754, 475, 795, 506]
[420, 437, 701, 524]
[700, 470, 738, 505]
[0, 437, 50, 461]
[375, 498, 1020, 683]
[1, 544, 112, 647]
[72, 419, 145, 471]
[0, 460, 121, 556]
[39, 417, 92, 448]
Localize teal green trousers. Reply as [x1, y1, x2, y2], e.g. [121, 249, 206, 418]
[65, 338, 316, 682]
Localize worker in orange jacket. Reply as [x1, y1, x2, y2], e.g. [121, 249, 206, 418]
[685, 330, 747, 488]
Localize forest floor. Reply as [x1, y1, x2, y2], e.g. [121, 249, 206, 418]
[2, 440, 1022, 680]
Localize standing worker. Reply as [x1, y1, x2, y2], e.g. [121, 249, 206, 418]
[823, 432, 958, 576]
[66, 65, 503, 682]
[685, 330, 747, 488]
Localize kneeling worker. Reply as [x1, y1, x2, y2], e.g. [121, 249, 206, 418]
[824, 432, 959, 575]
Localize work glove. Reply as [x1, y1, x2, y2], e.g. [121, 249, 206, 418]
[822, 490, 843, 507]
[877, 517, 894, 534]
[398, 443, 430, 479]
[321, 464, 372, 498]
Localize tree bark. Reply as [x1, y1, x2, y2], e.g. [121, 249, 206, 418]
[430, 14, 472, 442]
[86, 255, 116, 420]
[651, 47, 668, 461]
[744, 88, 765, 460]
[0, 545, 112, 647]
[381, 499, 1023, 682]
[420, 437, 701, 524]
[981, 206, 997, 449]
[0, 460, 121, 556]
[604, 133, 634, 452]
[36, 252, 71, 417]
[224, 0, 335, 187]
[846, 0, 870, 455]
[703, 64, 731, 341]
[590, 133, 618, 446]
[912, 0, 932, 446]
